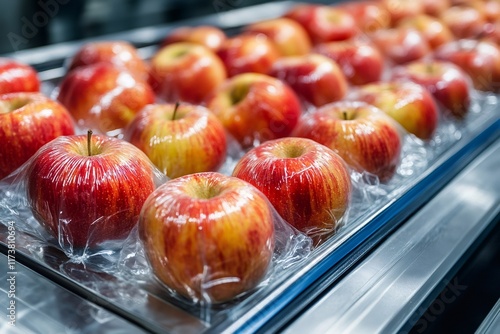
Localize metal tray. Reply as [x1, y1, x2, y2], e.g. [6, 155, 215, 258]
[1, 2, 500, 333]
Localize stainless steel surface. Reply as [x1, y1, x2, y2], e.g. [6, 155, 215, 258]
[0, 253, 145, 334]
[477, 298, 500, 334]
[285, 139, 500, 334]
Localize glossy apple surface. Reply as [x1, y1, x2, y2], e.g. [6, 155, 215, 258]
[26, 133, 156, 250]
[397, 14, 454, 50]
[391, 60, 471, 118]
[0, 58, 40, 94]
[351, 81, 439, 140]
[67, 41, 149, 79]
[124, 103, 227, 179]
[268, 53, 348, 107]
[216, 34, 280, 77]
[336, 1, 391, 33]
[160, 25, 227, 52]
[434, 39, 500, 92]
[233, 137, 351, 243]
[369, 27, 431, 64]
[284, 4, 358, 44]
[149, 42, 226, 104]
[293, 101, 402, 182]
[139, 171, 275, 303]
[206, 73, 301, 148]
[439, 5, 487, 39]
[244, 17, 312, 56]
[57, 62, 155, 136]
[0, 92, 75, 179]
[313, 40, 384, 85]
[379, 0, 424, 24]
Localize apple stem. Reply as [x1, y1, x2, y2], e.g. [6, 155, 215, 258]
[172, 102, 180, 121]
[343, 111, 348, 120]
[87, 129, 93, 156]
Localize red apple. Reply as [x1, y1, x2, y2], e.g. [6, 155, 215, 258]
[139, 171, 275, 303]
[26, 131, 157, 250]
[350, 81, 439, 140]
[391, 60, 471, 119]
[439, 5, 487, 39]
[397, 14, 454, 50]
[216, 34, 280, 77]
[313, 40, 384, 85]
[422, 0, 452, 17]
[268, 54, 348, 107]
[67, 41, 149, 80]
[293, 101, 402, 182]
[483, 0, 500, 23]
[57, 62, 155, 136]
[0, 92, 75, 179]
[206, 73, 301, 148]
[369, 27, 431, 64]
[233, 137, 351, 243]
[283, 4, 358, 44]
[434, 39, 500, 92]
[0, 58, 40, 94]
[149, 42, 227, 104]
[244, 18, 312, 56]
[378, 0, 424, 25]
[124, 103, 227, 179]
[336, 1, 391, 33]
[160, 25, 227, 52]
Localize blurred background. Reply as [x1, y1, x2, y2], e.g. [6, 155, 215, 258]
[0, 0, 283, 54]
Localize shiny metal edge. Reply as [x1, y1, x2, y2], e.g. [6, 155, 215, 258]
[476, 298, 500, 334]
[283, 138, 500, 334]
[0, 253, 146, 333]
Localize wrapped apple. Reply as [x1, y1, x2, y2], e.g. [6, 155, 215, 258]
[26, 131, 161, 253]
[0, 92, 75, 180]
[233, 137, 352, 244]
[139, 172, 276, 303]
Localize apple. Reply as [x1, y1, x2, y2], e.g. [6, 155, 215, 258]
[268, 53, 348, 107]
[26, 131, 157, 250]
[391, 60, 471, 119]
[149, 42, 226, 104]
[421, 0, 452, 17]
[0, 58, 40, 94]
[216, 34, 280, 77]
[313, 39, 384, 85]
[0, 92, 75, 179]
[293, 101, 402, 182]
[336, 1, 391, 33]
[124, 103, 227, 179]
[283, 4, 358, 44]
[205, 73, 301, 148]
[439, 5, 487, 39]
[378, 0, 424, 25]
[57, 62, 155, 136]
[434, 39, 500, 92]
[244, 18, 312, 56]
[483, 0, 500, 23]
[139, 171, 275, 303]
[397, 14, 454, 50]
[350, 81, 439, 140]
[369, 27, 431, 64]
[232, 137, 351, 243]
[160, 25, 227, 52]
[67, 41, 149, 80]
